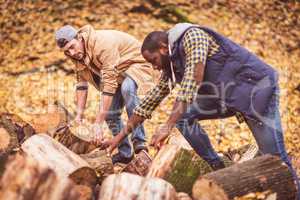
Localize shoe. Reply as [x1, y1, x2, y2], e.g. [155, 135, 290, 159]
[133, 141, 148, 154]
[112, 153, 133, 165]
[210, 160, 225, 171]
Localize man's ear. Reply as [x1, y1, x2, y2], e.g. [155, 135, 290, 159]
[78, 37, 84, 44]
[158, 41, 168, 55]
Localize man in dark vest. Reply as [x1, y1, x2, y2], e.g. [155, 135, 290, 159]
[101, 23, 299, 196]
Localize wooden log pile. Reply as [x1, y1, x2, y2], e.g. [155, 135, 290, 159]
[0, 107, 298, 200]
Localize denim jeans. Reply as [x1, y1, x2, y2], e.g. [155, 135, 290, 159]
[176, 87, 300, 198]
[105, 76, 146, 159]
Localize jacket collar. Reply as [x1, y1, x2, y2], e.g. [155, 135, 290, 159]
[167, 23, 199, 50]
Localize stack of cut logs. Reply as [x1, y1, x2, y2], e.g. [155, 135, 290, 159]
[0, 103, 298, 200]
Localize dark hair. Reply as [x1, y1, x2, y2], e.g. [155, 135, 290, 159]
[57, 38, 69, 48]
[141, 31, 168, 53]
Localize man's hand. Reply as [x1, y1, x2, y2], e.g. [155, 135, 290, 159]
[91, 123, 104, 145]
[100, 132, 126, 155]
[100, 114, 145, 154]
[150, 100, 188, 149]
[150, 124, 172, 150]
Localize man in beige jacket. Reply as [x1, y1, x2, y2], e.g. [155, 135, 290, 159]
[55, 25, 157, 164]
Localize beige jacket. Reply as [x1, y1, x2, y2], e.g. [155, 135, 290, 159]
[73, 25, 159, 95]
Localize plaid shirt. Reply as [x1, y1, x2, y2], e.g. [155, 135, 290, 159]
[134, 28, 220, 119]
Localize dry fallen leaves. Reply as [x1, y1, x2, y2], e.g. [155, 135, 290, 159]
[0, 1, 299, 199]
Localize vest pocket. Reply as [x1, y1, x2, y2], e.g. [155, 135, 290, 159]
[236, 64, 267, 84]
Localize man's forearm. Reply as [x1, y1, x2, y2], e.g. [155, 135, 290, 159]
[166, 100, 188, 128]
[76, 89, 88, 115]
[126, 114, 145, 134]
[166, 62, 204, 127]
[95, 94, 114, 123]
[118, 114, 145, 138]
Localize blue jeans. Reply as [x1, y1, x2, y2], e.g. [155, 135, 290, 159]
[176, 87, 300, 198]
[105, 76, 146, 159]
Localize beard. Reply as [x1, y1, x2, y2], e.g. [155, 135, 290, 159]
[161, 54, 171, 71]
[73, 52, 84, 61]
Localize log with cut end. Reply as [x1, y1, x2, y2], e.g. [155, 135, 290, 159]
[54, 121, 97, 154]
[28, 103, 96, 154]
[29, 102, 73, 136]
[0, 126, 17, 157]
[122, 150, 152, 176]
[54, 118, 101, 154]
[80, 148, 114, 183]
[147, 144, 233, 195]
[0, 154, 79, 200]
[192, 154, 297, 200]
[21, 133, 97, 187]
[0, 113, 35, 156]
[98, 172, 177, 200]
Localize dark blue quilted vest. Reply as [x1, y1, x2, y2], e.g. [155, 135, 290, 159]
[168, 25, 278, 122]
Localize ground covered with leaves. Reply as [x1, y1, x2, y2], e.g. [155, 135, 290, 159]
[1, 0, 300, 187]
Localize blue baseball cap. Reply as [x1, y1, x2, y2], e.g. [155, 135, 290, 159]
[55, 25, 78, 48]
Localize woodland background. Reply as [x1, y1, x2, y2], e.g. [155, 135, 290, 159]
[0, 0, 299, 175]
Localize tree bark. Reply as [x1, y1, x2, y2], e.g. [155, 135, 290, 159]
[147, 144, 233, 195]
[0, 113, 35, 157]
[122, 150, 152, 176]
[98, 172, 177, 200]
[192, 155, 297, 200]
[0, 154, 80, 200]
[54, 123, 97, 154]
[21, 133, 97, 187]
[73, 185, 93, 200]
[0, 126, 18, 157]
[79, 148, 114, 183]
[54, 116, 97, 154]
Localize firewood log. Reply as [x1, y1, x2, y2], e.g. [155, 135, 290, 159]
[147, 143, 233, 195]
[122, 150, 152, 176]
[98, 172, 177, 200]
[0, 154, 79, 200]
[192, 155, 297, 200]
[21, 133, 97, 187]
[79, 148, 113, 183]
[73, 185, 93, 200]
[29, 102, 72, 136]
[0, 113, 35, 157]
[54, 121, 97, 154]
[29, 103, 96, 154]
